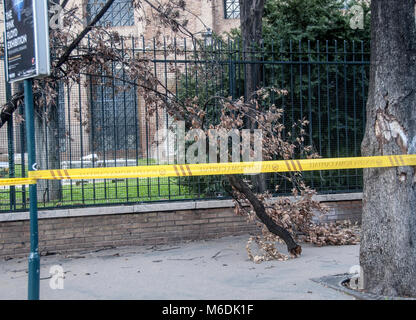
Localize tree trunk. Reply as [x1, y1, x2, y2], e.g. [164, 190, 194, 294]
[239, 0, 267, 193]
[360, 0, 416, 297]
[228, 175, 301, 255]
[34, 103, 62, 203]
[239, 0, 264, 100]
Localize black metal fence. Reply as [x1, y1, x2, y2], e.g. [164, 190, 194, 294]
[0, 37, 370, 212]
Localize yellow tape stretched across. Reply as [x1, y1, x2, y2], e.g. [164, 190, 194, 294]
[1, 154, 415, 186]
[0, 177, 37, 186]
[28, 154, 416, 180]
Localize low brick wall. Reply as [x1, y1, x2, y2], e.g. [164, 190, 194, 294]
[0, 194, 362, 259]
[0, 207, 258, 258]
[318, 200, 362, 224]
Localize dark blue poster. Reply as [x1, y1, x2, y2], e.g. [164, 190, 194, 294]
[4, 0, 37, 82]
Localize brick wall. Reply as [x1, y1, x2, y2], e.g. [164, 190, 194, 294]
[0, 206, 259, 259]
[0, 195, 363, 259]
[319, 200, 362, 224]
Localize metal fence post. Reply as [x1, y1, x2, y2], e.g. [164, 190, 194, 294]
[228, 39, 236, 100]
[24, 78, 40, 300]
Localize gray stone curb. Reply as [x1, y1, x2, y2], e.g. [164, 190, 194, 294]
[311, 274, 416, 300]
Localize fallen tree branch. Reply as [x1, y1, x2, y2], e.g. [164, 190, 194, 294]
[228, 175, 302, 256]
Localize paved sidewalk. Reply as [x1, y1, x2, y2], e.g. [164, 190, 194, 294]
[0, 235, 359, 300]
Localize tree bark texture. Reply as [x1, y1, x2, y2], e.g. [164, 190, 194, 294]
[239, 0, 265, 99]
[360, 0, 416, 297]
[34, 104, 62, 202]
[239, 0, 267, 193]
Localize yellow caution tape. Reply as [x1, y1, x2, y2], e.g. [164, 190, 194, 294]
[1, 155, 415, 186]
[0, 177, 37, 186]
[28, 154, 416, 181]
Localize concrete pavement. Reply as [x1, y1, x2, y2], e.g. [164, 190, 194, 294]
[0, 235, 359, 300]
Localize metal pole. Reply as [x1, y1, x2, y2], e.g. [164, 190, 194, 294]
[24, 78, 40, 300]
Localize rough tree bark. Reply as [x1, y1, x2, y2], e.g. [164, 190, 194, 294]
[360, 0, 416, 297]
[239, 0, 267, 193]
[34, 102, 62, 202]
[239, 0, 264, 98]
